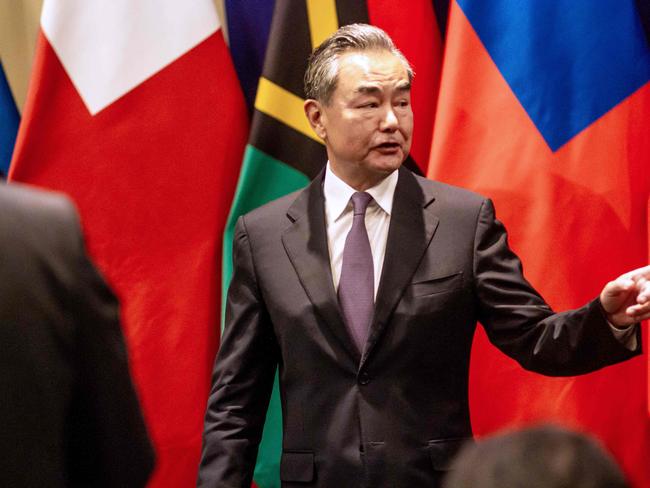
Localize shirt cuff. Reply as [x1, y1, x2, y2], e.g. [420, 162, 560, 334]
[607, 321, 638, 351]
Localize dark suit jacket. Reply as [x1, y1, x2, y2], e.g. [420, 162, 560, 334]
[0, 183, 155, 487]
[198, 168, 640, 488]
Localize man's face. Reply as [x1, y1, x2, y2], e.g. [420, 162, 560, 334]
[306, 50, 413, 188]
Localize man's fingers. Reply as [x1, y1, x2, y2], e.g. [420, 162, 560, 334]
[623, 264, 650, 283]
[638, 290, 649, 304]
[632, 278, 650, 304]
[604, 278, 635, 297]
[628, 310, 650, 322]
[626, 301, 650, 318]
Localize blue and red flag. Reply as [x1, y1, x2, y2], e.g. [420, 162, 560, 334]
[429, 1, 650, 486]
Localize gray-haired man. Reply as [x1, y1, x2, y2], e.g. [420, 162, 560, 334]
[198, 24, 644, 488]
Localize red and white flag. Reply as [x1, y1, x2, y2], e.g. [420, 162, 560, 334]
[10, 1, 248, 486]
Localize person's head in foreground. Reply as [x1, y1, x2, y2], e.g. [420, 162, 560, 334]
[443, 425, 629, 488]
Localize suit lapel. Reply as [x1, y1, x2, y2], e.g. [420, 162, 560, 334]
[361, 168, 439, 368]
[281, 172, 362, 364]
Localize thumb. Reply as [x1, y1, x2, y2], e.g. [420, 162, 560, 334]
[600, 278, 635, 314]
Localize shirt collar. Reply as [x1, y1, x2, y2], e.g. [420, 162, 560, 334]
[324, 162, 398, 222]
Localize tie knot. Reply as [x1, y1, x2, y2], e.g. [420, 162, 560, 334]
[350, 192, 373, 216]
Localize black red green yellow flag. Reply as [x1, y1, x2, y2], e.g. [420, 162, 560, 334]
[222, 1, 445, 485]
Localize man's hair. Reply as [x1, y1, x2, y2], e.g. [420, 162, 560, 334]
[443, 425, 629, 488]
[304, 23, 413, 104]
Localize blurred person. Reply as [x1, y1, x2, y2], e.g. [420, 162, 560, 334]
[443, 425, 629, 488]
[0, 183, 155, 487]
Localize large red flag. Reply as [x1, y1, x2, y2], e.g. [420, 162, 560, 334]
[429, 1, 649, 486]
[9, 1, 248, 486]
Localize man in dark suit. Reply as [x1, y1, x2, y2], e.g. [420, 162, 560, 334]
[198, 24, 647, 487]
[0, 183, 155, 487]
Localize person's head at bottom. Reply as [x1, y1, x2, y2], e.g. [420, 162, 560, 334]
[443, 425, 629, 488]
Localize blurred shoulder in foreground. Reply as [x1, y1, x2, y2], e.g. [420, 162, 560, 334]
[0, 183, 155, 487]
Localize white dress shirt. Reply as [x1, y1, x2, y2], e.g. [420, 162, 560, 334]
[323, 162, 398, 299]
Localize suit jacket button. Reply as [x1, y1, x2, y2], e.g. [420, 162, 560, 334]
[359, 372, 370, 385]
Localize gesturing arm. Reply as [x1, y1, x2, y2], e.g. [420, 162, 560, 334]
[473, 199, 641, 376]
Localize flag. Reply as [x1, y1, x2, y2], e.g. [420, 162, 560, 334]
[0, 0, 42, 178]
[0, 62, 19, 177]
[221, 1, 445, 486]
[428, 1, 650, 486]
[224, 0, 276, 114]
[9, 1, 248, 486]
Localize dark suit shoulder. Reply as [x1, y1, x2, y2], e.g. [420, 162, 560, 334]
[0, 183, 81, 250]
[0, 183, 87, 323]
[412, 172, 487, 208]
[1, 182, 77, 217]
[239, 188, 303, 231]
[1, 184, 90, 305]
[239, 170, 491, 237]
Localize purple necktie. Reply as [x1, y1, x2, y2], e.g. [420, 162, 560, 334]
[338, 191, 374, 353]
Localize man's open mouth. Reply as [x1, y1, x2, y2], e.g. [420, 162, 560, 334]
[375, 142, 400, 150]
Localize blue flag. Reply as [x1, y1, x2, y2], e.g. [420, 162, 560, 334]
[0, 62, 19, 178]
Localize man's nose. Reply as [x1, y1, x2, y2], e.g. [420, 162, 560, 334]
[379, 106, 399, 131]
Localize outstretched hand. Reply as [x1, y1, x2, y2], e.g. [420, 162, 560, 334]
[600, 265, 650, 328]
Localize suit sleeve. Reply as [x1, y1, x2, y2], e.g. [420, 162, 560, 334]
[198, 216, 279, 488]
[63, 202, 155, 487]
[473, 198, 641, 376]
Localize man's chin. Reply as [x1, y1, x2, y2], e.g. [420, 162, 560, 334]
[370, 154, 405, 173]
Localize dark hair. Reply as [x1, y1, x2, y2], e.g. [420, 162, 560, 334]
[444, 425, 629, 488]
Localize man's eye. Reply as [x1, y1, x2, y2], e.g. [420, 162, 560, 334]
[360, 102, 378, 108]
[397, 100, 410, 108]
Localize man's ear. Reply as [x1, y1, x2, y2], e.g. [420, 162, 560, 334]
[304, 99, 327, 140]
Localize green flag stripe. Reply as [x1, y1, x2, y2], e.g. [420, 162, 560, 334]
[250, 111, 326, 179]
